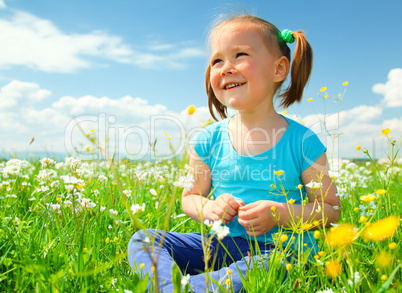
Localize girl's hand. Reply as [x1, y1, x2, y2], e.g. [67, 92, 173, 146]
[238, 201, 278, 236]
[205, 193, 245, 224]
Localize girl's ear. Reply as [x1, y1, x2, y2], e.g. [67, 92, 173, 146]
[273, 56, 290, 83]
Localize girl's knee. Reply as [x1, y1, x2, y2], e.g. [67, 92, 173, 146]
[128, 229, 155, 253]
[132, 229, 155, 241]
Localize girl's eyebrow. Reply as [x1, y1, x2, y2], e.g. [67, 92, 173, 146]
[210, 45, 253, 60]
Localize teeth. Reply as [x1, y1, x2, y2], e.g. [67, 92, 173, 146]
[225, 83, 242, 89]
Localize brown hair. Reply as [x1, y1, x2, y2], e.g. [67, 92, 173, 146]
[205, 15, 313, 121]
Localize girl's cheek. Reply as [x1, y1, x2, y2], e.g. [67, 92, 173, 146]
[210, 70, 220, 92]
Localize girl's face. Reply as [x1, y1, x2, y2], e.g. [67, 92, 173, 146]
[209, 23, 284, 112]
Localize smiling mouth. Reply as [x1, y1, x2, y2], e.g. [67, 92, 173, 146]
[224, 83, 245, 89]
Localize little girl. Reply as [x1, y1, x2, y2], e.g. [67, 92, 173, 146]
[128, 14, 340, 292]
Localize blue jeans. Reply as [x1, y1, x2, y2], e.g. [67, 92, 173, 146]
[127, 229, 277, 293]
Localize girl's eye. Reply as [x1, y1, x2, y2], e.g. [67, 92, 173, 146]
[236, 52, 248, 58]
[212, 59, 222, 66]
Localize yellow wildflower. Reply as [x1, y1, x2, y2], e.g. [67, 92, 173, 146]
[363, 215, 400, 241]
[313, 221, 320, 226]
[274, 170, 284, 176]
[325, 260, 341, 278]
[187, 105, 196, 115]
[286, 263, 292, 271]
[83, 248, 87, 253]
[320, 87, 327, 92]
[308, 98, 313, 102]
[279, 234, 288, 242]
[90, 128, 95, 133]
[382, 128, 390, 135]
[227, 269, 232, 275]
[342, 81, 348, 86]
[314, 231, 321, 239]
[318, 251, 325, 257]
[282, 110, 287, 114]
[324, 94, 328, 98]
[140, 263, 145, 269]
[326, 224, 358, 246]
[376, 251, 392, 268]
[301, 223, 313, 231]
[105, 237, 110, 243]
[374, 189, 387, 195]
[356, 145, 361, 151]
[381, 275, 387, 281]
[360, 194, 377, 202]
[271, 206, 277, 212]
[288, 199, 295, 205]
[389, 242, 397, 249]
[359, 216, 368, 223]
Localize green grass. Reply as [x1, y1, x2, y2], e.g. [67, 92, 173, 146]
[0, 144, 401, 292]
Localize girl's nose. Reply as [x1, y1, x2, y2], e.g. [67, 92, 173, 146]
[220, 61, 237, 77]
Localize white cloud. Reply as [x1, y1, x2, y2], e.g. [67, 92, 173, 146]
[0, 80, 51, 109]
[0, 0, 6, 9]
[0, 11, 204, 73]
[0, 80, 212, 159]
[372, 68, 402, 107]
[286, 103, 399, 160]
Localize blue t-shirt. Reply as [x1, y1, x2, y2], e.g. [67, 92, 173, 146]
[191, 114, 326, 252]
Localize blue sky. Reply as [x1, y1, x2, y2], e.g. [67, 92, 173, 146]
[0, 0, 401, 160]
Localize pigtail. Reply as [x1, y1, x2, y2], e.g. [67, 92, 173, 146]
[205, 64, 228, 121]
[280, 30, 313, 108]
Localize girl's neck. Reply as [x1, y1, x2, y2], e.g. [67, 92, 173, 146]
[232, 106, 283, 130]
[228, 106, 289, 157]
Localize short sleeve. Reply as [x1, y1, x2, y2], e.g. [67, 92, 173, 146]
[300, 128, 327, 171]
[190, 127, 212, 166]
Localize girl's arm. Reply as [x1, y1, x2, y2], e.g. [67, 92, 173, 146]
[181, 147, 244, 224]
[279, 151, 340, 228]
[238, 152, 340, 236]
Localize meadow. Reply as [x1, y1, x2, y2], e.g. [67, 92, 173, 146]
[0, 91, 401, 292]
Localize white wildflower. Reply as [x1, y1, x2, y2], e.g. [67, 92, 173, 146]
[109, 209, 118, 216]
[123, 190, 132, 197]
[173, 213, 187, 219]
[306, 181, 322, 190]
[50, 203, 61, 211]
[40, 186, 49, 192]
[60, 175, 80, 184]
[211, 220, 230, 240]
[181, 274, 190, 286]
[40, 158, 56, 169]
[131, 203, 145, 214]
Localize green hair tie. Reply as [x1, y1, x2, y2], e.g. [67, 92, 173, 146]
[280, 29, 295, 44]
